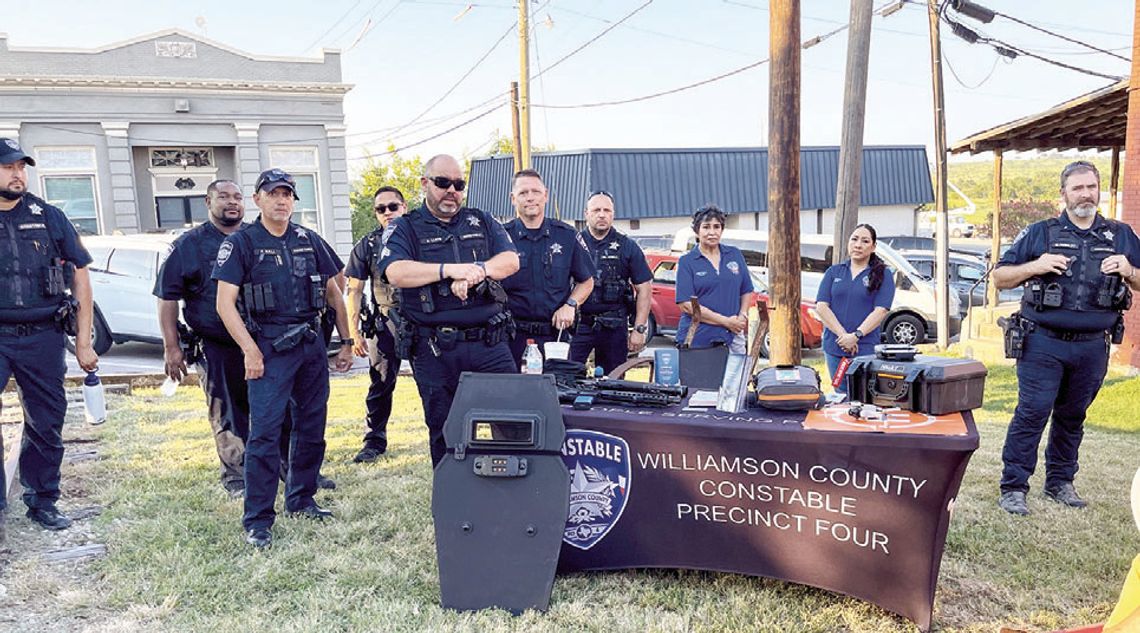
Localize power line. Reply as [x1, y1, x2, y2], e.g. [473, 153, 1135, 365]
[532, 0, 655, 80]
[943, 47, 1002, 90]
[348, 102, 506, 161]
[300, 0, 366, 53]
[551, 4, 755, 57]
[340, 1, 407, 52]
[992, 9, 1131, 62]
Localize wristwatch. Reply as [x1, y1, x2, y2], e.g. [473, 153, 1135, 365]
[566, 298, 579, 309]
[634, 324, 648, 334]
[341, 338, 354, 346]
[853, 329, 864, 339]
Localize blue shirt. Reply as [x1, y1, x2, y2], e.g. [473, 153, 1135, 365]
[153, 221, 240, 342]
[816, 260, 896, 356]
[674, 244, 754, 347]
[580, 229, 653, 314]
[501, 217, 594, 321]
[378, 205, 516, 326]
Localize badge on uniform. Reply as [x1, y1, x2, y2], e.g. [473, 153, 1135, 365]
[550, 243, 563, 255]
[1104, 229, 1115, 241]
[28, 203, 43, 215]
[217, 241, 233, 266]
[727, 261, 740, 275]
[609, 241, 621, 251]
[467, 216, 481, 227]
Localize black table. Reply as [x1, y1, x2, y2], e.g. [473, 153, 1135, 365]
[556, 402, 978, 632]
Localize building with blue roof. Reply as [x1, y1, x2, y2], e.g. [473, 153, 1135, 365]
[468, 145, 934, 238]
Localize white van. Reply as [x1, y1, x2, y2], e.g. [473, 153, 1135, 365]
[670, 228, 961, 345]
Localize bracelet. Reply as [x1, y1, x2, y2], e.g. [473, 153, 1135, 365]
[439, 262, 445, 281]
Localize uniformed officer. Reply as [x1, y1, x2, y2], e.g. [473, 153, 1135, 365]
[345, 185, 406, 463]
[379, 154, 519, 466]
[0, 138, 98, 534]
[501, 169, 594, 366]
[568, 191, 653, 374]
[993, 160, 1140, 516]
[214, 168, 354, 548]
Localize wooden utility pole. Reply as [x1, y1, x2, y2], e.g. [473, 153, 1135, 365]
[768, 0, 802, 366]
[517, 0, 532, 170]
[927, 0, 950, 350]
[510, 82, 523, 173]
[833, 0, 874, 264]
[987, 149, 1002, 308]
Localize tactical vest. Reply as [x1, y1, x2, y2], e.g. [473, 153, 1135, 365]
[365, 229, 397, 313]
[582, 230, 632, 314]
[0, 196, 71, 322]
[400, 207, 499, 326]
[1022, 217, 1130, 331]
[240, 222, 328, 327]
[179, 223, 231, 340]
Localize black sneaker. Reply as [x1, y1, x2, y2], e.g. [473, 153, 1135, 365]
[317, 474, 336, 490]
[223, 480, 245, 499]
[287, 504, 333, 520]
[998, 491, 1030, 516]
[245, 527, 272, 548]
[353, 447, 384, 463]
[1043, 482, 1087, 508]
[26, 506, 73, 530]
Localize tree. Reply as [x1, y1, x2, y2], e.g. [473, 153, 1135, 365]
[349, 146, 424, 241]
[982, 197, 1059, 240]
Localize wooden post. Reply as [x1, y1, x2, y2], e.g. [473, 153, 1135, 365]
[1110, 145, 1121, 220]
[768, 0, 802, 366]
[518, 0, 532, 170]
[833, 0, 874, 264]
[927, 0, 950, 350]
[510, 82, 522, 174]
[988, 149, 1002, 309]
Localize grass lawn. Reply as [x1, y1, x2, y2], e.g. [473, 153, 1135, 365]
[1, 359, 1138, 632]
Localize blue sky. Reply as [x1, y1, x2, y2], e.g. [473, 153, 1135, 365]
[5, 0, 1133, 168]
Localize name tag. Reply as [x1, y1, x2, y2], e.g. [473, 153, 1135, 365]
[18, 223, 46, 231]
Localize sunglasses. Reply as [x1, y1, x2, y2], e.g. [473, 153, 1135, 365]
[589, 190, 613, 201]
[429, 176, 466, 192]
[374, 202, 403, 212]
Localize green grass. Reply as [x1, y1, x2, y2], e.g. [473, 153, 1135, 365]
[8, 362, 1140, 632]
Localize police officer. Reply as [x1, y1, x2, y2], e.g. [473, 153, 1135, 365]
[993, 160, 1140, 516]
[0, 138, 98, 534]
[379, 154, 519, 467]
[214, 168, 354, 548]
[501, 169, 594, 366]
[345, 185, 406, 463]
[569, 191, 653, 374]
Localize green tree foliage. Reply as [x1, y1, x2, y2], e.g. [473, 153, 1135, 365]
[947, 155, 1111, 227]
[350, 147, 425, 241]
[979, 198, 1059, 240]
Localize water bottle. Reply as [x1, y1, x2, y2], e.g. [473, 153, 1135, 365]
[82, 371, 106, 426]
[160, 376, 179, 397]
[522, 339, 543, 375]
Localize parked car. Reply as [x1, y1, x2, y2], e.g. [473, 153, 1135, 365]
[904, 250, 1023, 316]
[670, 228, 962, 346]
[879, 235, 936, 253]
[644, 252, 823, 357]
[65, 235, 175, 355]
[627, 233, 674, 253]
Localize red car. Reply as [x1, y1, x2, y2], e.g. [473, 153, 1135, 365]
[645, 253, 823, 357]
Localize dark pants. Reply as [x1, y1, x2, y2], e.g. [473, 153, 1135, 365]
[0, 327, 67, 512]
[509, 327, 566, 369]
[198, 339, 249, 487]
[242, 334, 329, 531]
[362, 317, 399, 452]
[999, 329, 1108, 494]
[569, 320, 629, 375]
[410, 338, 516, 466]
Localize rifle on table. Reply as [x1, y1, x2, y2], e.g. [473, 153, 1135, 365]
[555, 375, 687, 408]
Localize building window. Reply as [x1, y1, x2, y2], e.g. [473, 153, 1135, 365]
[151, 148, 213, 168]
[269, 147, 320, 230]
[155, 196, 207, 229]
[37, 147, 100, 235]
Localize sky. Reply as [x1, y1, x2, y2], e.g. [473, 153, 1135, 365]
[4, 0, 1134, 172]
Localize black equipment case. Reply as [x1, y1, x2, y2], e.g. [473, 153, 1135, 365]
[751, 365, 824, 411]
[845, 352, 987, 415]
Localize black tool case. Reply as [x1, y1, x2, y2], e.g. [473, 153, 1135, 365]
[845, 354, 987, 415]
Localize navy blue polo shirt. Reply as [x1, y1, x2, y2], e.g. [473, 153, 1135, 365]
[999, 212, 1140, 331]
[153, 221, 241, 342]
[378, 205, 516, 326]
[816, 260, 896, 356]
[501, 217, 594, 321]
[580, 229, 653, 314]
[674, 244, 754, 347]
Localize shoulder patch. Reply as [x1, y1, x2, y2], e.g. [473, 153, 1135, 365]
[1012, 226, 1030, 246]
[216, 241, 234, 266]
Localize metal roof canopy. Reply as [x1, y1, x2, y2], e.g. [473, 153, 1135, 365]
[950, 79, 1128, 155]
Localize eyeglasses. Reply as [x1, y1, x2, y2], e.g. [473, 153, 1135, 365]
[429, 176, 466, 192]
[374, 202, 403, 212]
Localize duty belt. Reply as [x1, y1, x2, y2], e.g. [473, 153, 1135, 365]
[0, 320, 59, 336]
[580, 310, 625, 328]
[1027, 320, 1107, 342]
[515, 319, 554, 336]
[417, 325, 487, 342]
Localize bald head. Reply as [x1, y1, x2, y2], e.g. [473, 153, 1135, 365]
[422, 154, 466, 220]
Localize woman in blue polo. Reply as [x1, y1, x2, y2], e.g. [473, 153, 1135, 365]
[815, 223, 896, 392]
[675, 205, 753, 353]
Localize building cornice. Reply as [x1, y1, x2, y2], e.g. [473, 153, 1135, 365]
[0, 75, 352, 95]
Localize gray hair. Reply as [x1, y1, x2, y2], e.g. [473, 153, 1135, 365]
[1060, 160, 1099, 189]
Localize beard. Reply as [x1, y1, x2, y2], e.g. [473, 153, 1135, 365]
[0, 186, 24, 201]
[1069, 202, 1097, 219]
[211, 207, 244, 227]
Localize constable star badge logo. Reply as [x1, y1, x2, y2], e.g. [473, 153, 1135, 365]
[1104, 229, 1114, 241]
[561, 430, 631, 550]
[550, 243, 563, 255]
[467, 216, 481, 227]
[28, 203, 42, 215]
[609, 241, 621, 251]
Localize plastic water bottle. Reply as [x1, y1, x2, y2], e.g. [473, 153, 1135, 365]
[82, 371, 106, 426]
[522, 339, 544, 374]
[160, 376, 179, 397]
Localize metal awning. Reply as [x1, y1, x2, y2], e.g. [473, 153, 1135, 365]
[950, 79, 1128, 154]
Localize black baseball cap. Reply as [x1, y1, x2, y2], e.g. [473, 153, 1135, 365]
[0, 138, 35, 166]
[254, 168, 299, 199]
